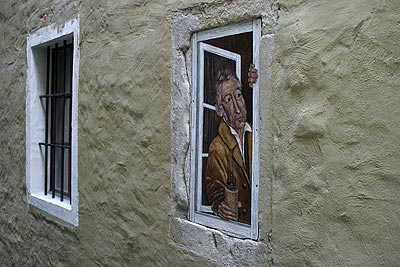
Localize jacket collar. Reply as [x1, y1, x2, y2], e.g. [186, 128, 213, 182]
[218, 120, 239, 150]
[218, 120, 252, 185]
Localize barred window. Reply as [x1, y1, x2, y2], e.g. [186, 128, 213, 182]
[26, 17, 79, 226]
[39, 41, 73, 202]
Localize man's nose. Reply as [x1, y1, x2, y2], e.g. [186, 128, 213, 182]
[232, 98, 241, 114]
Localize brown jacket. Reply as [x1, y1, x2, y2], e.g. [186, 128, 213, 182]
[206, 120, 252, 224]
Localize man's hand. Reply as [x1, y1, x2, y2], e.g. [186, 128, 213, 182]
[248, 64, 258, 88]
[217, 201, 242, 221]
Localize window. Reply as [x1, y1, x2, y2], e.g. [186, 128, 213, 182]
[39, 40, 73, 202]
[189, 20, 261, 239]
[26, 17, 79, 226]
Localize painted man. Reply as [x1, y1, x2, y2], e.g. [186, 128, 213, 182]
[206, 65, 258, 224]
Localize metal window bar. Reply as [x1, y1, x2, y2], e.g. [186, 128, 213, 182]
[38, 41, 73, 202]
[44, 46, 50, 196]
[68, 42, 73, 204]
[60, 40, 67, 201]
[39, 143, 71, 149]
[51, 42, 58, 199]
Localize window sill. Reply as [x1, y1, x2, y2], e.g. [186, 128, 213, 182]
[28, 193, 78, 226]
[31, 193, 72, 210]
[192, 212, 252, 239]
[169, 217, 272, 266]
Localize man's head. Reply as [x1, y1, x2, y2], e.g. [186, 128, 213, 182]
[214, 68, 247, 133]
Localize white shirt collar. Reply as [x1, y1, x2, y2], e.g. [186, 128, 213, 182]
[227, 122, 252, 160]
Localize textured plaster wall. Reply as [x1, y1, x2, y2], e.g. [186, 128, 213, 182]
[272, 0, 400, 266]
[0, 0, 217, 266]
[1, 0, 400, 266]
[0, 1, 82, 265]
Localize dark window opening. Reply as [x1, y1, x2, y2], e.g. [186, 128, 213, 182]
[39, 40, 73, 203]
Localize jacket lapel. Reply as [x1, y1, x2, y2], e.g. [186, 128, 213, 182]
[245, 131, 252, 186]
[218, 121, 251, 186]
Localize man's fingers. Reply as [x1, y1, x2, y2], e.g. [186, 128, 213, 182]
[248, 64, 258, 88]
[218, 203, 237, 220]
[248, 72, 258, 79]
[248, 70, 258, 78]
[218, 206, 232, 220]
[218, 210, 237, 220]
[220, 203, 235, 216]
[248, 64, 258, 75]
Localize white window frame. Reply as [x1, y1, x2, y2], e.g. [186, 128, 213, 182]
[197, 43, 241, 214]
[26, 16, 80, 226]
[189, 19, 261, 239]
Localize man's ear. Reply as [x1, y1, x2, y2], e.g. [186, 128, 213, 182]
[215, 103, 223, 118]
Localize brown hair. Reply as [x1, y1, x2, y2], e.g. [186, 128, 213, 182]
[214, 68, 242, 105]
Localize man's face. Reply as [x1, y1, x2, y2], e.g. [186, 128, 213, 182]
[218, 79, 247, 132]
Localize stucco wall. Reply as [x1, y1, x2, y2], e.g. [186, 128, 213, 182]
[1, 0, 216, 266]
[272, 0, 400, 266]
[1, 0, 399, 266]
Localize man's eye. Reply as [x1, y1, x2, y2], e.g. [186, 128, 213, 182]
[235, 92, 242, 98]
[224, 96, 232, 104]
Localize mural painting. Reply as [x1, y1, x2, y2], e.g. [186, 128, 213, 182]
[196, 31, 258, 225]
[205, 64, 258, 225]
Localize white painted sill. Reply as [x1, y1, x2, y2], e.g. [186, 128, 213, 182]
[30, 193, 72, 210]
[28, 193, 78, 226]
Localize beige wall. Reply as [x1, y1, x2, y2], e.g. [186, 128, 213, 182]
[0, 0, 399, 266]
[272, 1, 400, 266]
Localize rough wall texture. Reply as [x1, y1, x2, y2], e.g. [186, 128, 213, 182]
[1, 0, 216, 266]
[1, 0, 399, 266]
[0, 1, 83, 265]
[272, 0, 400, 266]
